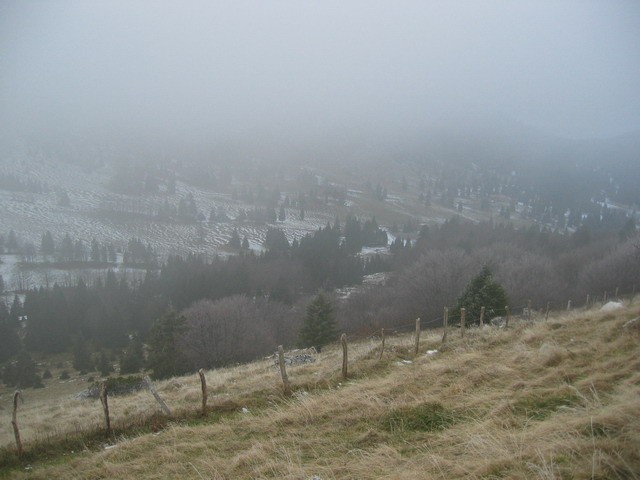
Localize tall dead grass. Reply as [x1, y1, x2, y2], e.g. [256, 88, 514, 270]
[2, 300, 639, 478]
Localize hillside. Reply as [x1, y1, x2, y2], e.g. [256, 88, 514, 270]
[2, 301, 639, 479]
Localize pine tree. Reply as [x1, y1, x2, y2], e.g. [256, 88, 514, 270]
[73, 338, 94, 373]
[299, 292, 337, 352]
[120, 335, 145, 374]
[147, 309, 188, 379]
[96, 350, 114, 377]
[229, 229, 241, 249]
[454, 266, 508, 325]
[2, 350, 42, 388]
[0, 302, 20, 363]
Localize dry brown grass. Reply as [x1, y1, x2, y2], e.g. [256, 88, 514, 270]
[2, 300, 639, 479]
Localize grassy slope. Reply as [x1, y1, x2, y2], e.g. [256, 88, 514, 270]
[2, 303, 639, 479]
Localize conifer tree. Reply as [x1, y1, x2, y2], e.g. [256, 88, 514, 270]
[120, 335, 144, 374]
[147, 309, 188, 379]
[454, 266, 508, 325]
[73, 337, 93, 373]
[299, 292, 337, 352]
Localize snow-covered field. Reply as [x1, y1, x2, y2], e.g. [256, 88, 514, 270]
[0, 156, 334, 291]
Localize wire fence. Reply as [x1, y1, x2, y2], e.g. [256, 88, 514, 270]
[336, 285, 637, 345]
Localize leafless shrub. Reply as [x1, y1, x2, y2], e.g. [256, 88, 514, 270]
[180, 295, 297, 369]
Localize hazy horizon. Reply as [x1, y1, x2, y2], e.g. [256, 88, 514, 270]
[2, 1, 640, 154]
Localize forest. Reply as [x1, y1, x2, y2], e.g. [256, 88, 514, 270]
[1, 213, 638, 385]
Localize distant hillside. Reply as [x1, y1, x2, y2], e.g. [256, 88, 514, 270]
[2, 300, 639, 478]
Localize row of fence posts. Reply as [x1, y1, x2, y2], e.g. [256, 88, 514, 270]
[9, 284, 637, 457]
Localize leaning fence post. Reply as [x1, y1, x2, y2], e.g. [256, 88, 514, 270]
[545, 302, 550, 321]
[99, 381, 111, 437]
[144, 376, 172, 416]
[460, 308, 466, 338]
[277, 345, 291, 395]
[11, 391, 23, 457]
[442, 307, 449, 343]
[378, 328, 385, 361]
[414, 318, 421, 355]
[198, 369, 207, 416]
[505, 306, 510, 328]
[341, 334, 348, 380]
[479, 306, 485, 327]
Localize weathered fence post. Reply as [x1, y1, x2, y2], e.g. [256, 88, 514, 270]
[198, 369, 207, 416]
[567, 300, 572, 311]
[586, 294, 590, 308]
[144, 376, 172, 416]
[442, 307, 449, 343]
[277, 345, 291, 395]
[460, 308, 466, 338]
[378, 328, 385, 361]
[341, 334, 348, 380]
[545, 302, 550, 321]
[527, 300, 532, 321]
[414, 318, 421, 355]
[99, 381, 111, 437]
[479, 306, 485, 327]
[603, 291, 608, 303]
[615, 286, 619, 299]
[505, 306, 510, 328]
[11, 391, 23, 457]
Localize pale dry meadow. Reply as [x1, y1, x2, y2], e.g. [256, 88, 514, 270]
[1, 301, 639, 479]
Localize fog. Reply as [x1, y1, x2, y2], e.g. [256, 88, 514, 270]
[1, 1, 639, 157]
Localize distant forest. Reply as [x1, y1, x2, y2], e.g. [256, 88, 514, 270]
[1, 214, 638, 385]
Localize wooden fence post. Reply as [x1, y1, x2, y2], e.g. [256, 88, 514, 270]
[615, 287, 619, 299]
[603, 291, 608, 303]
[378, 328, 385, 361]
[198, 369, 207, 416]
[442, 307, 449, 343]
[414, 318, 421, 355]
[545, 302, 550, 321]
[341, 334, 348, 380]
[567, 300, 572, 311]
[527, 300, 532, 321]
[586, 294, 590, 308]
[11, 391, 23, 457]
[277, 345, 291, 396]
[144, 376, 172, 416]
[479, 306, 485, 327]
[99, 381, 111, 437]
[505, 306, 510, 328]
[460, 308, 465, 338]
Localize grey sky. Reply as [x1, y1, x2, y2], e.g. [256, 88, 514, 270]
[1, 0, 639, 150]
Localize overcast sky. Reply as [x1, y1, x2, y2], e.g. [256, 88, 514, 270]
[1, 0, 639, 151]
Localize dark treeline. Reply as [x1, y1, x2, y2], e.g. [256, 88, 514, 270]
[0, 220, 389, 372]
[1, 215, 638, 384]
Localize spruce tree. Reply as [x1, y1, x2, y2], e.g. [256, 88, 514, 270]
[120, 335, 144, 374]
[454, 266, 508, 325]
[72, 338, 94, 373]
[299, 292, 337, 352]
[147, 309, 188, 379]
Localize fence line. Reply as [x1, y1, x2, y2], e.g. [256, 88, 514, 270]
[6, 286, 637, 462]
